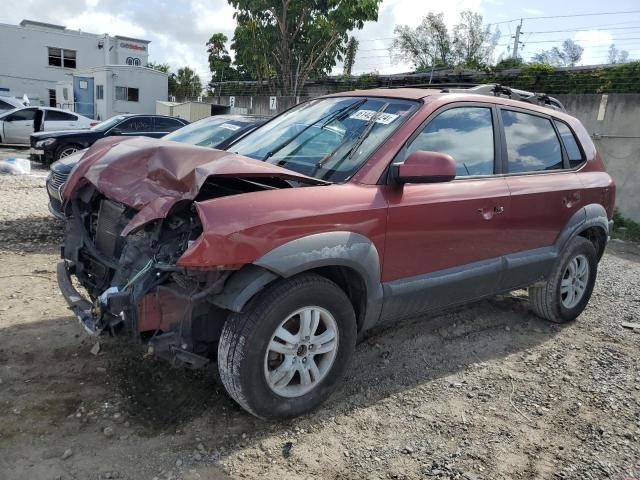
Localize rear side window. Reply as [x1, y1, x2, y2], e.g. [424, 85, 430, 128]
[46, 110, 77, 121]
[154, 117, 184, 132]
[554, 120, 584, 168]
[7, 108, 36, 121]
[501, 110, 562, 173]
[407, 106, 495, 176]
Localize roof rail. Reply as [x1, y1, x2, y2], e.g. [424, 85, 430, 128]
[441, 84, 566, 112]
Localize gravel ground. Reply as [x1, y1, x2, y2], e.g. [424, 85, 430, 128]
[0, 158, 639, 480]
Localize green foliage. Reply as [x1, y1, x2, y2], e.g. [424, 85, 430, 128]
[229, 0, 382, 96]
[532, 39, 583, 67]
[173, 67, 202, 99]
[147, 62, 179, 98]
[392, 11, 497, 71]
[493, 57, 524, 71]
[207, 33, 244, 86]
[499, 61, 640, 94]
[343, 37, 359, 77]
[612, 210, 640, 242]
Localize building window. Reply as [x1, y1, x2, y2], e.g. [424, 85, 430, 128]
[48, 89, 56, 107]
[48, 47, 77, 68]
[126, 57, 141, 66]
[96, 85, 104, 100]
[115, 86, 139, 102]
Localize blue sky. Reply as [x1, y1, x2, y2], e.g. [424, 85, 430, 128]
[4, 0, 640, 80]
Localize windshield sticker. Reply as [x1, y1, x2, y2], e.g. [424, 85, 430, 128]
[219, 123, 241, 131]
[349, 110, 399, 124]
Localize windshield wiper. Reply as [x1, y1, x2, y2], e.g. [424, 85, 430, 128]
[261, 98, 367, 161]
[315, 102, 390, 173]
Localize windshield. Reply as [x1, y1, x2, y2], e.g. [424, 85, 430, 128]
[164, 116, 255, 147]
[91, 115, 126, 131]
[231, 96, 418, 182]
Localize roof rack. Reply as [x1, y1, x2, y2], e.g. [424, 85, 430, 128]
[441, 84, 566, 112]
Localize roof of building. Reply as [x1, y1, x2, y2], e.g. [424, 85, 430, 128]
[19, 19, 66, 30]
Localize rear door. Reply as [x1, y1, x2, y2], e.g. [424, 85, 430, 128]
[2, 107, 37, 143]
[381, 103, 512, 318]
[499, 107, 583, 252]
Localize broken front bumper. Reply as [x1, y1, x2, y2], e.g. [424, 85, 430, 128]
[56, 260, 133, 336]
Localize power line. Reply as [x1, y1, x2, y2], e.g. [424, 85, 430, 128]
[489, 9, 640, 26]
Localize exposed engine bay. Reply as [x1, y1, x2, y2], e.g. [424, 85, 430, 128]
[58, 175, 295, 368]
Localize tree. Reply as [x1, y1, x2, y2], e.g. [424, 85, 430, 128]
[343, 36, 359, 77]
[147, 62, 178, 98]
[207, 33, 236, 83]
[173, 67, 202, 99]
[607, 44, 629, 64]
[452, 11, 498, 69]
[391, 11, 496, 71]
[532, 39, 583, 67]
[392, 13, 452, 71]
[229, 0, 382, 96]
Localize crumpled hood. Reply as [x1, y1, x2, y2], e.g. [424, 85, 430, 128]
[62, 135, 325, 235]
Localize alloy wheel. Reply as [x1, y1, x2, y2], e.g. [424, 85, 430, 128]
[560, 253, 590, 309]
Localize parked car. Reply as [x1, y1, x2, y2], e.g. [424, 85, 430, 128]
[31, 113, 189, 164]
[46, 114, 266, 218]
[56, 86, 615, 419]
[0, 95, 27, 113]
[0, 107, 96, 144]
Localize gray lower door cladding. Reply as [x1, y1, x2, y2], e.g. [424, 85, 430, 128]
[379, 247, 559, 323]
[380, 257, 503, 322]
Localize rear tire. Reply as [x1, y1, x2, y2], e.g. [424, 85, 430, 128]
[529, 236, 597, 323]
[218, 273, 356, 419]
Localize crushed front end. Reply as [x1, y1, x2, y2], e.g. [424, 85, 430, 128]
[58, 184, 227, 368]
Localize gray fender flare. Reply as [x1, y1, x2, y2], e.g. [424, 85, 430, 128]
[212, 232, 383, 332]
[554, 203, 610, 257]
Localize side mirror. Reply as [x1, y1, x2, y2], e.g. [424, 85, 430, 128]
[395, 150, 456, 184]
[109, 128, 123, 136]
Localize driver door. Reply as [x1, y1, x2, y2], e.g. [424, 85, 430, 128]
[3, 107, 38, 143]
[381, 104, 512, 319]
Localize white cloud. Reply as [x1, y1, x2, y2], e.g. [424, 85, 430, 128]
[65, 12, 147, 38]
[574, 30, 614, 65]
[523, 8, 543, 15]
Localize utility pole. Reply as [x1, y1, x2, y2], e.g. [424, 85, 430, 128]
[512, 19, 523, 59]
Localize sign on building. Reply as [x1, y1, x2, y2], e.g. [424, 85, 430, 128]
[229, 96, 236, 107]
[269, 96, 277, 111]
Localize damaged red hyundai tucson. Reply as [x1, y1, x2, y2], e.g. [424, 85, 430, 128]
[57, 85, 615, 419]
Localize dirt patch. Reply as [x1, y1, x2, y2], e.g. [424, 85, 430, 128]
[0, 165, 639, 480]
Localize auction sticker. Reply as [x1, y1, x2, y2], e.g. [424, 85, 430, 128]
[220, 123, 241, 131]
[349, 110, 399, 124]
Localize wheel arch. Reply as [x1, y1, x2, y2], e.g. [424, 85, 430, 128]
[555, 203, 610, 260]
[211, 232, 384, 334]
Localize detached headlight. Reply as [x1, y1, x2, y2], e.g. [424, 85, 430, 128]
[35, 138, 57, 148]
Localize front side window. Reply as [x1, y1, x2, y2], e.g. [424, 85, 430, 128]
[7, 108, 36, 121]
[407, 106, 495, 176]
[232, 96, 418, 182]
[554, 120, 584, 168]
[117, 116, 152, 132]
[154, 117, 184, 132]
[502, 110, 563, 173]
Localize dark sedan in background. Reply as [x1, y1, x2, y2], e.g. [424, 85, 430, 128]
[46, 114, 269, 218]
[31, 114, 188, 164]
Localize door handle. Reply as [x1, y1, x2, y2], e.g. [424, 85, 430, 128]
[477, 205, 504, 220]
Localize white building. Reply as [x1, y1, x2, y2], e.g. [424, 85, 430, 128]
[57, 65, 168, 120]
[0, 19, 167, 119]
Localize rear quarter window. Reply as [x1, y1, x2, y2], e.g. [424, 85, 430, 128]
[501, 109, 563, 173]
[554, 120, 584, 168]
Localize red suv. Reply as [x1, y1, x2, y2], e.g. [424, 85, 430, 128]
[57, 86, 615, 419]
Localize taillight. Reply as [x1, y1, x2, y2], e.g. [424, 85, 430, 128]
[89, 121, 98, 127]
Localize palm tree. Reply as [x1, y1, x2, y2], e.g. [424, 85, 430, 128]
[175, 67, 202, 100]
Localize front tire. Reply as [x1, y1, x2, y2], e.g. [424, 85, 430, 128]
[218, 273, 356, 419]
[529, 236, 598, 323]
[55, 144, 81, 160]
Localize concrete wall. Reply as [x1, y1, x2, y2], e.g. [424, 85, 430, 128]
[557, 94, 640, 222]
